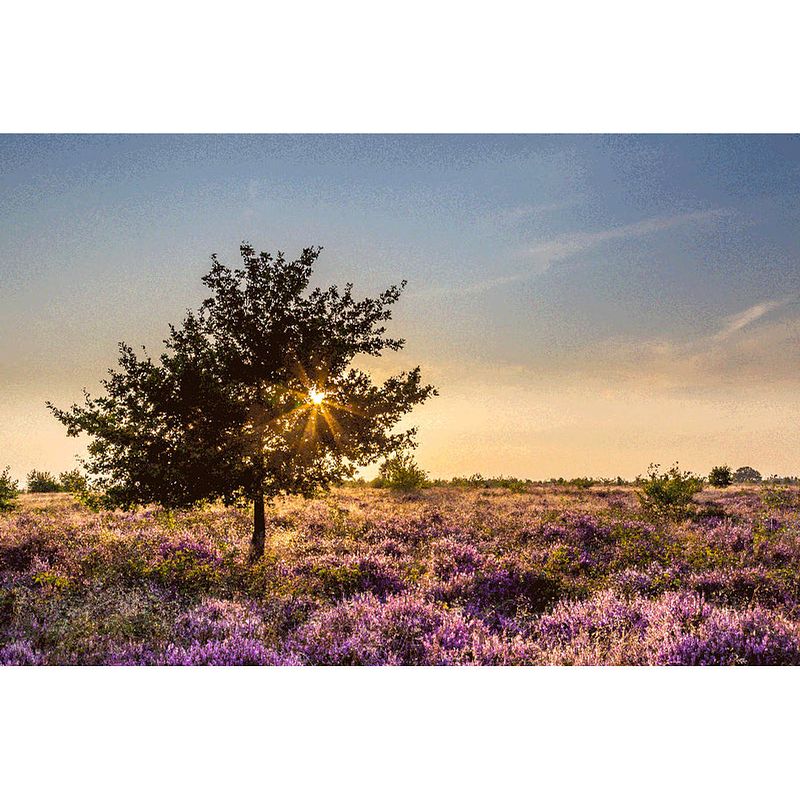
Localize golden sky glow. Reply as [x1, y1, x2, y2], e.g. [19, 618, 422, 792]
[2, 135, 799, 483]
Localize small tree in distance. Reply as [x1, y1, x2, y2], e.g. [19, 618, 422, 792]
[59, 469, 88, 494]
[708, 465, 733, 488]
[0, 466, 19, 511]
[373, 451, 428, 490]
[49, 244, 436, 560]
[26, 470, 62, 493]
[734, 466, 762, 484]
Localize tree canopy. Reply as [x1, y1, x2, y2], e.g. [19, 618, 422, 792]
[733, 466, 762, 484]
[49, 243, 436, 558]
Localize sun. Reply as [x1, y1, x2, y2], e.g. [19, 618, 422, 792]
[308, 387, 326, 406]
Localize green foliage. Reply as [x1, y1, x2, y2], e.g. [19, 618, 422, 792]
[152, 553, 222, 597]
[73, 484, 109, 512]
[57, 469, 107, 511]
[762, 486, 798, 512]
[708, 465, 733, 488]
[311, 563, 365, 600]
[26, 470, 62, 493]
[33, 570, 73, 592]
[58, 469, 87, 494]
[0, 466, 19, 511]
[436, 474, 532, 491]
[636, 463, 704, 520]
[373, 451, 428, 491]
[547, 477, 600, 487]
[47, 242, 436, 558]
[765, 474, 800, 485]
[734, 465, 762, 483]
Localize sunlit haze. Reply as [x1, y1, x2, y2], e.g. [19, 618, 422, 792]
[2, 134, 799, 482]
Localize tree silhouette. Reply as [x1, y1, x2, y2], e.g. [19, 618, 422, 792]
[48, 243, 436, 559]
[733, 466, 762, 484]
[708, 465, 733, 488]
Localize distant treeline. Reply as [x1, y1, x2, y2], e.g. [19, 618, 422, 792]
[352, 473, 800, 491]
[19, 469, 88, 494]
[5, 462, 800, 501]
[348, 456, 800, 492]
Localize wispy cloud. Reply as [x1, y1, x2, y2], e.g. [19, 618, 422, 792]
[561, 297, 800, 391]
[418, 208, 728, 299]
[712, 298, 793, 341]
[526, 208, 727, 267]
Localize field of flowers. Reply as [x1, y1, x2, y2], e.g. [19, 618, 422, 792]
[2, 484, 800, 665]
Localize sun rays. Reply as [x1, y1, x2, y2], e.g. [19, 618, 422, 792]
[308, 387, 326, 405]
[246, 361, 368, 455]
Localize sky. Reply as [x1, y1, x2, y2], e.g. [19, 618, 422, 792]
[1, 134, 799, 483]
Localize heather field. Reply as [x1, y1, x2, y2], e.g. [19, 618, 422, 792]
[2, 484, 800, 666]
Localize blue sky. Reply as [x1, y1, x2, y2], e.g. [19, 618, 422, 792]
[2, 135, 799, 480]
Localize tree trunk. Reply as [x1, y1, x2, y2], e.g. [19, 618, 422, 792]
[249, 493, 266, 562]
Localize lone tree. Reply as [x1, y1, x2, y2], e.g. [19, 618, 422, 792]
[48, 243, 436, 560]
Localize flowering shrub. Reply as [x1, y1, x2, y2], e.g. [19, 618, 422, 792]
[2, 485, 800, 665]
[535, 590, 800, 665]
[288, 592, 533, 665]
[0, 639, 42, 665]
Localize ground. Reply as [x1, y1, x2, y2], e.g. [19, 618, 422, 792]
[2, 484, 799, 665]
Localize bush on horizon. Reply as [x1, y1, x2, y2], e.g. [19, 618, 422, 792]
[26, 470, 62, 493]
[372, 451, 428, 491]
[708, 465, 733, 488]
[734, 466, 762, 484]
[58, 469, 87, 494]
[636, 463, 704, 520]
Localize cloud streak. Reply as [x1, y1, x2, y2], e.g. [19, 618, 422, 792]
[419, 208, 729, 299]
[526, 208, 727, 266]
[713, 298, 793, 341]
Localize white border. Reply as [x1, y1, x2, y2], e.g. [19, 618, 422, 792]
[2, 1, 799, 132]
[1, 666, 798, 797]
[2, 1, 799, 793]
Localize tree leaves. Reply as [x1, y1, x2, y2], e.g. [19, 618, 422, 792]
[48, 243, 436, 510]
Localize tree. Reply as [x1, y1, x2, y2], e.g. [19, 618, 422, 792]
[48, 243, 436, 560]
[59, 469, 88, 493]
[734, 466, 762, 484]
[26, 470, 62, 493]
[0, 466, 19, 511]
[708, 465, 733, 488]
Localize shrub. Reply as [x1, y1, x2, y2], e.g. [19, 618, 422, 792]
[441, 474, 531, 491]
[535, 591, 800, 665]
[708, 465, 733, 488]
[287, 592, 534, 665]
[373, 451, 428, 490]
[762, 486, 798, 512]
[26, 470, 62, 493]
[0, 466, 19, 511]
[636, 463, 704, 520]
[58, 469, 87, 494]
[153, 540, 224, 596]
